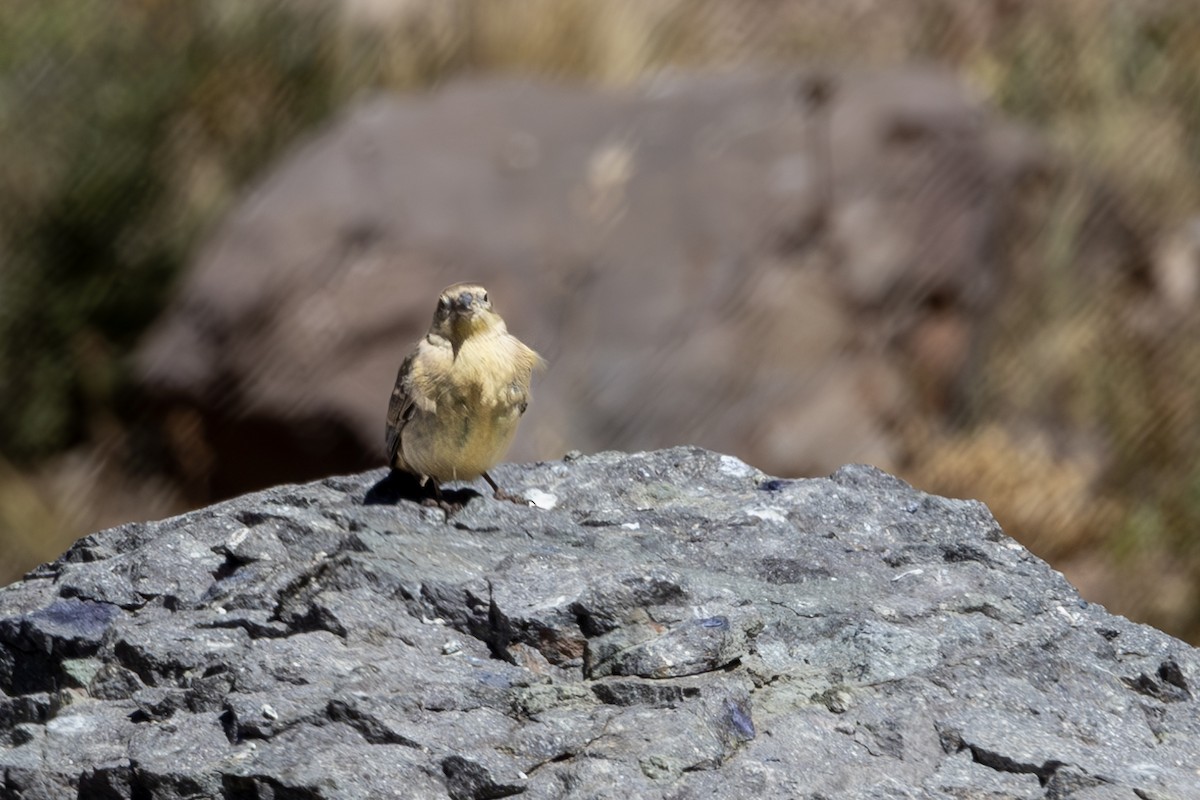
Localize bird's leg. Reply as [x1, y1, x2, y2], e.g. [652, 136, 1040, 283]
[481, 471, 504, 498]
[419, 476, 452, 510]
[483, 471, 526, 504]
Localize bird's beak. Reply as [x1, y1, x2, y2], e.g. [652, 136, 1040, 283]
[452, 292, 475, 313]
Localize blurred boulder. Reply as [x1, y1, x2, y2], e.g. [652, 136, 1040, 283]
[136, 69, 1048, 499]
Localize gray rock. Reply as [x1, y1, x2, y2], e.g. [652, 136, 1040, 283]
[0, 447, 1198, 799]
[135, 69, 1060, 500]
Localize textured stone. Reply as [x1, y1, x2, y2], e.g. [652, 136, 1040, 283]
[0, 448, 1198, 798]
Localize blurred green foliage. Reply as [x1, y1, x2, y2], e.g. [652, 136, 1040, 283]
[0, 0, 345, 461]
[970, 2, 1200, 625]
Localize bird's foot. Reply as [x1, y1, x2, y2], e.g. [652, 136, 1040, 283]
[493, 487, 532, 505]
[421, 496, 466, 514]
[482, 472, 532, 505]
[417, 478, 464, 513]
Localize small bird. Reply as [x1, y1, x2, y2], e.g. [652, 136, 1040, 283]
[385, 283, 542, 502]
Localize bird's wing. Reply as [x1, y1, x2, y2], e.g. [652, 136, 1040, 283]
[384, 354, 414, 467]
[516, 340, 545, 414]
[385, 339, 442, 466]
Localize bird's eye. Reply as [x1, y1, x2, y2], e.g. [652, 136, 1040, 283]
[437, 297, 449, 311]
[482, 292, 489, 303]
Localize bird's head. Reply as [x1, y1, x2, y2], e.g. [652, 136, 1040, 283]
[431, 283, 505, 344]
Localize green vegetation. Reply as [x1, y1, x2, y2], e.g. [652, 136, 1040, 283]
[0, 0, 347, 460]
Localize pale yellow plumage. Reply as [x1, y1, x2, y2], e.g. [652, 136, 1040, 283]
[385, 283, 542, 498]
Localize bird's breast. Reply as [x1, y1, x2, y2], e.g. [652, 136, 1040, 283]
[402, 333, 531, 482]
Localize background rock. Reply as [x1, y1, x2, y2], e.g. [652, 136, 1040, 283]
[134, 69, 1048, 499]
[0, 448, 1196, 798]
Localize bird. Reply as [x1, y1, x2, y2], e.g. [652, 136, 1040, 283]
[385, 283, 542, 502]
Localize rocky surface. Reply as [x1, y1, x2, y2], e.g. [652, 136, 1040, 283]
[1, 447, 1198, 799]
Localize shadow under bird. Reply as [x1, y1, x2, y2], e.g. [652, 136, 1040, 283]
[385, 283, 543, 502]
